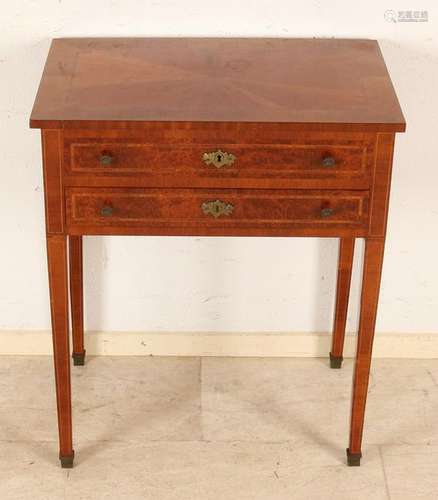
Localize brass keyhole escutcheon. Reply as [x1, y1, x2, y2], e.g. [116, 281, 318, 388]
[202, 150, 236, 168]
[201, 200, 234, 218]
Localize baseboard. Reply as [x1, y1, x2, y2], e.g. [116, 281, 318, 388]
[1, 330, 438, 358]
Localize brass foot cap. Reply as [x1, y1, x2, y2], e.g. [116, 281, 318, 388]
[72, 350, 86, 366]
[329, 352, 343, 369]
[59, 451, 75, 468]
[346, 448, 361, 466]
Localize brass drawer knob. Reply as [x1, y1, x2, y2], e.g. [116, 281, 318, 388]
[100, 153, 114, 166]
[100, 205, 114, 217]
[202, 150, 236, 168]
[320, 207, 334, 218]
[322, 155, 336, 168]
[201, 199, 234, 218]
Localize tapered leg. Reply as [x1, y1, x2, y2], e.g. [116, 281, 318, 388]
[347, 238, 385, 466]
[69, 236, 86, 366]
[330, 238, 355, 368]
[47, 235, 74, 468]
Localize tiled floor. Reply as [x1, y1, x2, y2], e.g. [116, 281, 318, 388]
[1, 356, 438, 499]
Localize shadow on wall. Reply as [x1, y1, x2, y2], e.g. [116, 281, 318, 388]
[82, 236, 365, 357]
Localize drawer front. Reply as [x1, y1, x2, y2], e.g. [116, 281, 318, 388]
[66, 188, 369, 234]
[64, 135, 374, 189]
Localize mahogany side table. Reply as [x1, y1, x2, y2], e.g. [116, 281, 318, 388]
[30, 38, 405, 468]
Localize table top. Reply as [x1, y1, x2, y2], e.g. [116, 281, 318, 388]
[30, 37, 405, 132]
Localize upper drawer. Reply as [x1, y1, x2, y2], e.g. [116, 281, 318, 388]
[63, 133, 375, 189]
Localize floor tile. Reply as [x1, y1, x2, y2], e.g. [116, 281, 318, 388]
[381, 444, 438, 499]
[72, 357, 202, 442]
[202, 357, 352, 446]
[199, 441, 387, 500]
[201, 357, 438, 450]
[0, 441, 68, 500]
[365, 359, 438, 446]
[0, 356, 56, 410]
[61, 440, 387, 500]
[0, 356, 57, 441]
[65, 441, 202, 500]
[0, 356, 202, 442]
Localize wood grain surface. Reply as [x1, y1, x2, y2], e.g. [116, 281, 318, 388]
[30, 38, 405, 131]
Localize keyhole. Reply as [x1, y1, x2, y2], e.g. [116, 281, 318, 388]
[216, 154, 222, 163]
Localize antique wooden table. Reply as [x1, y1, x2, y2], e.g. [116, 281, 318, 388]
[30, 38, 405, 468]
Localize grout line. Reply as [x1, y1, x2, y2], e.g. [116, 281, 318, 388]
[378, 445, 392, 500]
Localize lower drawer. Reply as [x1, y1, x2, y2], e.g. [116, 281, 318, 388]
[65, 188, 369, 235]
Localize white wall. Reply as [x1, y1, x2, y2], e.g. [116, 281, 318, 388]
[0, 1, 437, 338]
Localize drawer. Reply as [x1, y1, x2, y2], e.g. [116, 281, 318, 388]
[63, 135, 374, 189]
[66, 188, 369, 236]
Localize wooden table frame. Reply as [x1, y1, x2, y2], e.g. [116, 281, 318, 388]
[42, 129, 393, 469]
[31, 38, 405, 468]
